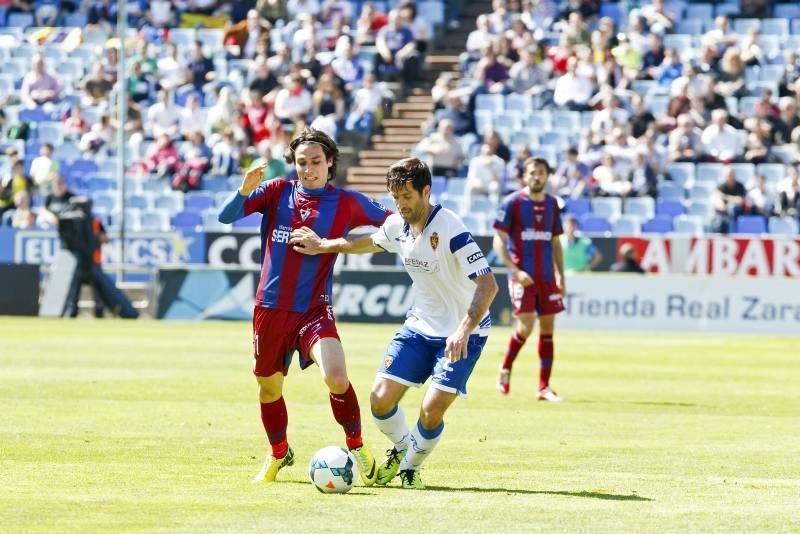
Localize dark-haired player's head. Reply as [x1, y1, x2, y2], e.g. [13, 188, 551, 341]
[284, 127, 339, 188]
[385, 157, 432, 224]
[522, 157, 551, 194]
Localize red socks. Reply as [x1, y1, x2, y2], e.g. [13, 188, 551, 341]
[502, 331, 528, 370]
[329, 383, 363, 449]
[538, 334, 554, 390]
[260, 397, 288, 459]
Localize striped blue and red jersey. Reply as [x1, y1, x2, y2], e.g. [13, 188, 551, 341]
[219, 179, 390, 312]
[493, 191, 563, 282]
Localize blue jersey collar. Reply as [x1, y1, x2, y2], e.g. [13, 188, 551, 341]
[297, 183, 330, 196]
[403, 203, 440, 235]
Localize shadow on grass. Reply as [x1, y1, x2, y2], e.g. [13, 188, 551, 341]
[274, 480, 652, 501]
[569, 399, 699, 408]
[419, 487, 653, 501]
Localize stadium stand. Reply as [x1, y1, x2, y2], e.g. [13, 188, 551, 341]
[0, 0, 798, 240]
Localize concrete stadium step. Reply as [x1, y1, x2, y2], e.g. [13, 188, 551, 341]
[393, 102, 434, 112]
[372, 129, 422, 139]
[361, 157, 403, 167]
[382, 118, 427, 128]
[395, 110, 431, 120]
[371, 142, 415, 152]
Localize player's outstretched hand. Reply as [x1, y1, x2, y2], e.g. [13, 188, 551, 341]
[513, 269, 534, 287]
[444, 327, 469, 363]
[239, 163, 267, 196]
[290, 226, 325, 255]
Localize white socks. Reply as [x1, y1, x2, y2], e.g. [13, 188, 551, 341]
[399, 420, 444, 471]
[372, 405, 410, 452]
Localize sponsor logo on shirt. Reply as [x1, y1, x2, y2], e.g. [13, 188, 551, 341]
[467, 251, 485, 264]
[404, 257, 440, 273]
[271, 224, 292, 244]
[521, 229, 553, 241]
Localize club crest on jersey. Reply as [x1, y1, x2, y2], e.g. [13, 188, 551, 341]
[535, 215, 543, 223]
[384, 356, 393, 369]
[430, 232, 439, 250]
[300, 208, 312, 221]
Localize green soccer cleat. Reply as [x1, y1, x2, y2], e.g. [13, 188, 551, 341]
[399, 469, 425, 490]
[251, 446, 295, 483]
[349, 444, 377, 486]
[376, 447, 407, 486]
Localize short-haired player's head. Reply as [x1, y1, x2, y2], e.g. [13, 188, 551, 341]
[285, 127, 339, 187]
[523, 156, 551, 194]
[385, 158, 432, 224]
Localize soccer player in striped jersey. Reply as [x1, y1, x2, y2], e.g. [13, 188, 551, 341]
[290, 158, 498, 489]
[218, 128, 390, 485]
[493, 157, 566, 401]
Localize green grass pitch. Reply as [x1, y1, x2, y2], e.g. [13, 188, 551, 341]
[1, 317, 798, 532]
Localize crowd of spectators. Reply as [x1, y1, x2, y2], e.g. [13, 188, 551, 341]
[412, 0, 800, 234]
[1, 0, 447, 228]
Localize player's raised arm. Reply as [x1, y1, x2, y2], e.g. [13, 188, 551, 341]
[290, 226, 383, 255]
[217, 163, 268, 223]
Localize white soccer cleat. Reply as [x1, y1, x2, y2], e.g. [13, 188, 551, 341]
[537, 387, 563, 403]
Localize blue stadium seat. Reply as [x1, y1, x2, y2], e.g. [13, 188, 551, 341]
[6, 12, 34, 27]
[52, 142, 81, 164]
[232, 213, 262, 229]
[730, 163, 755, 185]
[673, 215, 704, 235]
[155, 194, 183, 212]
[525, 112, 551, 130]
[551, 111, 581, 133]
[431, 176, 446, 199]
[126, 194, 150, 210]
[579, 215, 611, 234]
[36, 122, 63, 145]
[87, 176, 115, 192]
[664, 34, 692, 55]
[469, 195, 493, 215]
[505, 94, 532, 114]
[202, 176, 229, 192]
[590, 197, 622, 220]
[768, 216, 799, 235]
[612, 215, 642, 235]
[760, 19, 788, 38]
[623, 197, 655, 219]
[666, 163, 695, 187]
[172, 211, 203, 230]
[183, 192, 216, 212]
[714, 3, 738, 17]
[776, 4, 800, 18]
[656, 199, 685, 217]
[202, 210, 228, 232]
[689, 183, 716, 200]
[686, 3, 712, 20]
[564, 197, 591, 218]
[599, 2, 621, 25]
[696, 163, 724, 183]
[19, 107, 50, 123]
[444, 177, 467, 199]
[91, 193, 117, 213]
[756, 163, 786, 185]
[641, 216, 674, 234]
[475, 94, 504, 114]
[657, 181, 685, 201]
[687, 200, 715, 223]
[735, 215, 767, 234]
[139, 211, 171, 232]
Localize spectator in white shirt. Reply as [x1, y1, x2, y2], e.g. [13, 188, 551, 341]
[701, 109, 741, 163]
[274, 74, 313, 124]
[29, 143, 59, 191]
[553, 57, 595, 110]
[591, 95, 630, 137]
[287, 0, 321, 19]
[466, 143, 505, 204]
[746, 174, 776, 216]
[179, 93, 206, 136]
[345, 73, 383, 132]
[147, 89, 180, 138]
[157, 43, 188, 91]
[416, 119, 465, 177]
[465, 15, 494, 60]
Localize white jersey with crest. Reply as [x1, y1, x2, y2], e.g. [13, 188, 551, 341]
[370, 205, 492, 338]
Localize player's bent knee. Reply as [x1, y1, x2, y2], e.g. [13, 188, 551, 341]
[258, 385, 282, 403]
[323, 372, 350, 394]
[418, 409, 444, 430]
[370, 391, 394, 416]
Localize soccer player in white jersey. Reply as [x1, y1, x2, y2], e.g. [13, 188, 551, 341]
[289, 158, 498, 489]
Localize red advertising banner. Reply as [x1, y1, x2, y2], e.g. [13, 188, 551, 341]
[616, 236, 800, 277]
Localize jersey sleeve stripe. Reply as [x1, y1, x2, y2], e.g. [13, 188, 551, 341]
[449, 231, 475, 253]
[468, 267, 493, 279]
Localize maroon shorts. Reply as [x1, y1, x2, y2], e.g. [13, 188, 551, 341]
[252, 305, 340, 377]
[509, 279, 565, 317]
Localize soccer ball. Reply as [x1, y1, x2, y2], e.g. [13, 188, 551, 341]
[308, 446, 356, 494]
